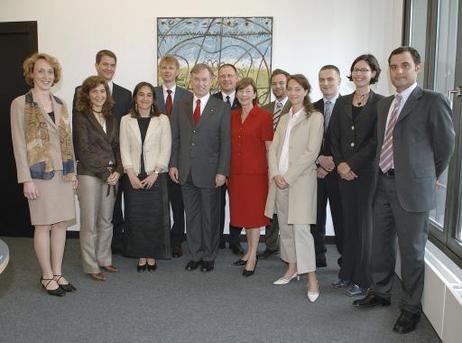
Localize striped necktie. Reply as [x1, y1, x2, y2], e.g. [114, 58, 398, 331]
[379, 94, 403, 173]
[272, 101, 284, 131]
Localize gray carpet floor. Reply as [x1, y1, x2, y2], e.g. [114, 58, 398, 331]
[0, 237, 440, 343]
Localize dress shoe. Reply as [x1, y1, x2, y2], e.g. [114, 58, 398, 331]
[316, 256, 327, 268]
[242, 259, 258, 277]
[89, 272, 106, 281]
[172, 244, 183, 258]
[233, 258, 247, 266]
[200, 261, 214, 272]
[147, 263, 157, 271]
[229, 243, 244, 256]
[53, 275, 77, 292]
[345, 284, 366, 297]
[185, 260, 201, 271]
[40, 277, 66, 296]
[101, 265, 118, 273]
[273, 272, 299, 285]
[257, 248, 278, 259]
[393, 310, 420, 334]
[137, 263, 147, 272]
[353, 292, 391, 308]
[331, 278, 349, 288]
[307, 282, 320, 302]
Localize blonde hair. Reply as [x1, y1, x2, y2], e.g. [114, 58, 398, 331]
[23, 53, 62, 87]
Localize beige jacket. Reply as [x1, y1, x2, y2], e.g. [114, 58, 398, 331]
[119, 113, 171, 175]
[265, 109, 323, 224]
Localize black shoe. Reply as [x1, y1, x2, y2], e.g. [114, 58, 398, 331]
[257, 248, 278, 259]
[137, 260, 147, 272]
[200, 261, 214, 272]
[172, 244, 183, 258]
[393, 311, 420, 334]
[229, 243, 244, 256]
[353, 292, 391, 308]
[40, 277, 66, 297]
[316, 256, 327, 268]
[53, 275, 77, 292]
[147, 263, 157, 271]
[185, 260, 201, 271]
[233, 258, 247, 266]
[242, 259, 258, 277]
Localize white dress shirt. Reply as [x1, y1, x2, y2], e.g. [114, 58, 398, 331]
[162, 84, 177, 102]
[193, 93, 210, 115]
[279, 107, 304, 175]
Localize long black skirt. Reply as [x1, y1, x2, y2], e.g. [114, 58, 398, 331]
[123, 173, 171, 259]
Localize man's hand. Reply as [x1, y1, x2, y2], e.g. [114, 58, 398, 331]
[169, 167, 179, 183]
[215, 174, 226, 187]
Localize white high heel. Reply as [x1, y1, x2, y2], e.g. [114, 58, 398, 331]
[307, 282, 320, 302]
[273, 272, 299, 285]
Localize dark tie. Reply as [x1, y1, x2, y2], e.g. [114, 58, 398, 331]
[379, 94, 403, 172]
[193, 99, 201, 124]
[225, 95, 231, 106]
[272, 101, 284, 131]
[165, 89, 173, 116]
[324, 100, 332, 133]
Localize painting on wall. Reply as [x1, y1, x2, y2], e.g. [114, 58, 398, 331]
[157, 17, 273, 104]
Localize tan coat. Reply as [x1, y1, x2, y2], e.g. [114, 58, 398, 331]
[264, 109, 323, 224]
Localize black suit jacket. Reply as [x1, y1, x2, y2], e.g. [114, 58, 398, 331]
[213, 91, 240, 110]
[72, 82, 132, 122]
[329, 91, 384, 173]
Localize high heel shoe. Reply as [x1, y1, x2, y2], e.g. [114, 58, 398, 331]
[273, 272, 299, 285]
[137, 263, 147, 272]
[53, 275, 76, 292]
[233, 259, 247, 266]
[307, 282, 320, 302]
[242, 259, 258, 277]
[147, 263, 157, 271]
[40, 277, 65, 297]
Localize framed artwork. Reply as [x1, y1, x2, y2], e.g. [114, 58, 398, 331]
[157, 17, 273, 104]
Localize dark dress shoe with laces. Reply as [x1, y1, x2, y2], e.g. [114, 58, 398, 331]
[229, 243, 244, 256]
[233, 259, 247, 266]
[353, 292, 391, 308]
[185, 260, 201, 271]
[257, 248, 278, 259]
[200, 261, 214, 272]
[393, 311, 420, 334]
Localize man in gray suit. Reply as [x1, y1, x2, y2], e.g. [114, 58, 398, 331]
[353, 47, 455, 334]
[154, 55, 192, 258]
[169, 63, 231, 272]
[258, 68, 291, 259]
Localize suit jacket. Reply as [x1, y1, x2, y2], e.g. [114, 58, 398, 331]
[170, 94, 231, 188]
[265, 110, 324, 224]
[72, 82, 132, 122]
[374, 86, 455, 212]
[10, 93, 75, 183]
[154, 85, 192, 114]
[262, 99, 292, 131]
[314, 97, 340, 156]
[213, 91, 240, 110]
[119, 114, 171, 175]
[330, 91, 384, 173]
[73, 111, 123, 181]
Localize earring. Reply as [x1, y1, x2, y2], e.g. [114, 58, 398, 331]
[135, 103, 138, 111]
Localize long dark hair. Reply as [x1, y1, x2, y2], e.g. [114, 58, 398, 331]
[129, 82, 160, 118]
[287, 74, 315, 117]
[76, 75, 114, 118]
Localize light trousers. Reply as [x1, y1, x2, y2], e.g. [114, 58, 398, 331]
[276, 188, 316, 274]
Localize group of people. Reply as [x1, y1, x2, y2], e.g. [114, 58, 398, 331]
[10, 46, 455, 334]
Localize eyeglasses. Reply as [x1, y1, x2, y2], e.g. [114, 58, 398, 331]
[352, 68, 371, 74]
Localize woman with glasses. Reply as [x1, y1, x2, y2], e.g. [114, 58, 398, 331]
[329, 54, 384, 296]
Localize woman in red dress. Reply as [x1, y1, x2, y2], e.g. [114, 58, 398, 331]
[228, 77, 273, 277]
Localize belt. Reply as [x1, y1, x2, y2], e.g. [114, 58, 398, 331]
[381, 169, 395, 177]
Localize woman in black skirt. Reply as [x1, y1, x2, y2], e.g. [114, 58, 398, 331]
[119, 82, 172, 270]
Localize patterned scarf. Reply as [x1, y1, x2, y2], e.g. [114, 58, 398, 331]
[24, 91, 76, 181]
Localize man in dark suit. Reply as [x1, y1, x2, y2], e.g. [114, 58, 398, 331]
[72, 49, 131, 255]
[213, 63, 243, 256]
[312, 65, 344, 272]
[169, 63, 230, 272]
[353, 47, 455, 334]
[258, 68, 291, 259]
[154, 55, 192, 258]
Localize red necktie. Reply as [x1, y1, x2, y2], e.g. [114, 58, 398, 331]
[193, 99, 201, 124]
[165, 89, 173, 116]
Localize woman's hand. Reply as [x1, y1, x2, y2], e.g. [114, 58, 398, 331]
[140, 171, 158, 189]
[274, 175, 289, 189]
[23, 181, 39, 200]
[337, 162, 357, 181]
[128, 173, 143, 189]
[107, 172, 120, 186]
[72, 178, 78, 190]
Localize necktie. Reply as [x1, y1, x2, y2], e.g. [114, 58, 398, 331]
[324, 100, 332, 133]
[379, 94, 403, 173]
[165, 89, 173, 116]
[272, 101, 284, 131]
[193, 99, 201, 124]
[225, 95, 231, 106]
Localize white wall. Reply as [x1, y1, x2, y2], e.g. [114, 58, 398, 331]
[0, 0, 403, 106]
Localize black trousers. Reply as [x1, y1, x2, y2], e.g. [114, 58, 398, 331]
[312, 171, 343, 260]
[167, 177, 185, 246]
[219, 184, 242, 246]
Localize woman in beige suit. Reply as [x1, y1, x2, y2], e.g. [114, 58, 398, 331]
[10, 53, 77, 296]
[265, 74, 323, 302]
[119, 82, 172, 270]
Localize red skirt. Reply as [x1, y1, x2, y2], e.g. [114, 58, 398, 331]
[228, 173, 270, 228]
